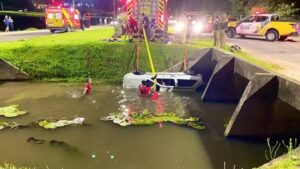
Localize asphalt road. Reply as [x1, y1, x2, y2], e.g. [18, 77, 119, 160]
[226, 36, 300, 82]
[0, 30, 50, 42]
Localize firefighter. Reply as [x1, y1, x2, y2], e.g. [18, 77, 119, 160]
[83, 78, 92, 95]
[142, 13, 150, 38]
[127, 16, 138, 42]
[150, 19, 156, 41]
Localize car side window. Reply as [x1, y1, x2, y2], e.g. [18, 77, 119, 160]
[256, 16, 268, 22]
[242, 16, 256, 23]
[271, 15, 280, 21]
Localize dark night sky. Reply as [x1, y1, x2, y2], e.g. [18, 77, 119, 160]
[2, 0, 230, 14]
[3, 0, 299, 16]
[168, 0, 230, 16]
[94, 0, 230, 15]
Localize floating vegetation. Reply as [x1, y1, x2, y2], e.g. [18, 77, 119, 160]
[0, 163, 35, 169]
[101, 110, 205, 130]
[0, 122, 19, 130]
[0, 117, 84, 130]
[38, 117, 85, 129]
[0, 105, 27, 117]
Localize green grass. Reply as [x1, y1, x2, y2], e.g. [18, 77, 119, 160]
[255, 156, 300, 169]
[0, 27, 191, 83]
[229, 49, 282, 71]
[0, 11, 44, 17]
[0, 27, 282, 83]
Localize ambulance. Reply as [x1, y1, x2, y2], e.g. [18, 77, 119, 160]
[45, 3, 83, 33]
[125, 0, 168, 36]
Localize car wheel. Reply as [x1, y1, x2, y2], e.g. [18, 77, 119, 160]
[66, 26, 71, 32]
[266, 30, 278, 42]
[226, 28, 236, 38]
[278, 36, 288, 41]
[50, 29, 55, 33]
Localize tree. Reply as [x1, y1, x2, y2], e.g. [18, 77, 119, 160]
[268, 2, 300, 20]
[230, 0, 300, 19]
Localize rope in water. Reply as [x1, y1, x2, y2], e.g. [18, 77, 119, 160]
[142, 27, 157, 92]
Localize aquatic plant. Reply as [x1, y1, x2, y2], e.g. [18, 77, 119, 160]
[0, 163, 35, 169]
[0, 117, 84, 130]
[38, 117, 85, 129]
[0, 105, 27, 117]
[0, 122, 19, 130]
[265, 138, 282, 161]
[101, 110, 205, 130]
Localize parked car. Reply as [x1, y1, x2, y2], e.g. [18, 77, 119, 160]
[227, 14, 298, 41]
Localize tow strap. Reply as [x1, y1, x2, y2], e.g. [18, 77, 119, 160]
[142, 27, 158, 99]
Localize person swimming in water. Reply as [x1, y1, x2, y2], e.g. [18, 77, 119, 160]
[139, 80, 151, 96]
[83, 78, 92, 95]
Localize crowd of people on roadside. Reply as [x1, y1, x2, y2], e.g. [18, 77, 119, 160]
[212, 13, 228, 48]
[124, 13, 156, 42]
[3, 15, 14, 32]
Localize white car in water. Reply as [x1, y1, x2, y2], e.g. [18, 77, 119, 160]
[123, 72, 203, 91]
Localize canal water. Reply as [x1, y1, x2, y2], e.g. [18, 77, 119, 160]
[0, 82, 267, 169]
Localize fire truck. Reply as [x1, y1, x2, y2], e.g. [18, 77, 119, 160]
[125, 0, 168, 36]
[45, 1, 87, 33]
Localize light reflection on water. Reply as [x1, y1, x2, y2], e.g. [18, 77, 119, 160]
[0, 82, 266, 169]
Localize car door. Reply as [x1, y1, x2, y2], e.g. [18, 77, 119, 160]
[236, 16, 258, 35]
[252, 16, 270, 35]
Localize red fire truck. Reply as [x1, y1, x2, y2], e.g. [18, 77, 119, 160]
[125, 0, 168, 36]
[45, 1, 84, 33]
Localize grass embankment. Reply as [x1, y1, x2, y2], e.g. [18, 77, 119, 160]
[0, 27, 281, 83]
[0, 27, 205, 83]
[255, 147, 300, 169]
[0, 11, 44, 17]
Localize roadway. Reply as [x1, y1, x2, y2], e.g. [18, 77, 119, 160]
[0, 30, 50, 42]
[227, 36, 300, 82]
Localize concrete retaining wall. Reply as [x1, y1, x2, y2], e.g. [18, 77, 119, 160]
[167, 48, 300, 137]
[0, 59, 30, 80]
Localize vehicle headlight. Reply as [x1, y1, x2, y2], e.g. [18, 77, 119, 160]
[175, 22, 184, 32]
[48, 13, 53, 19]
[193, 22, 204, 33]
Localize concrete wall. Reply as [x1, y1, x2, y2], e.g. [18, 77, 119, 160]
[167, 48, 300, 137]
[0, 59, 30, 80]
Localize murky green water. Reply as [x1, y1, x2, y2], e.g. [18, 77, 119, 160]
[0, 82, 266, 169]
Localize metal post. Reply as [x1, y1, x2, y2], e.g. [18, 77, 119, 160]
[113, 0, 116, 19]
[72, 0, 75, 8]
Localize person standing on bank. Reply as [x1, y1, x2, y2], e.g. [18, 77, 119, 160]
[8, 16, 14, 31]
[3, 15, 9, 32]
[142, 13, 150, 38]
[220, 13, 228, 48]
[213, 16, 221, 47]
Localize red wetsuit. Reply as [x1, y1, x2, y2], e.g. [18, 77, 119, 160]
[128, 17, 138, 33]
[85, 82, 91, 94]
[139, 85, 151, 96]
